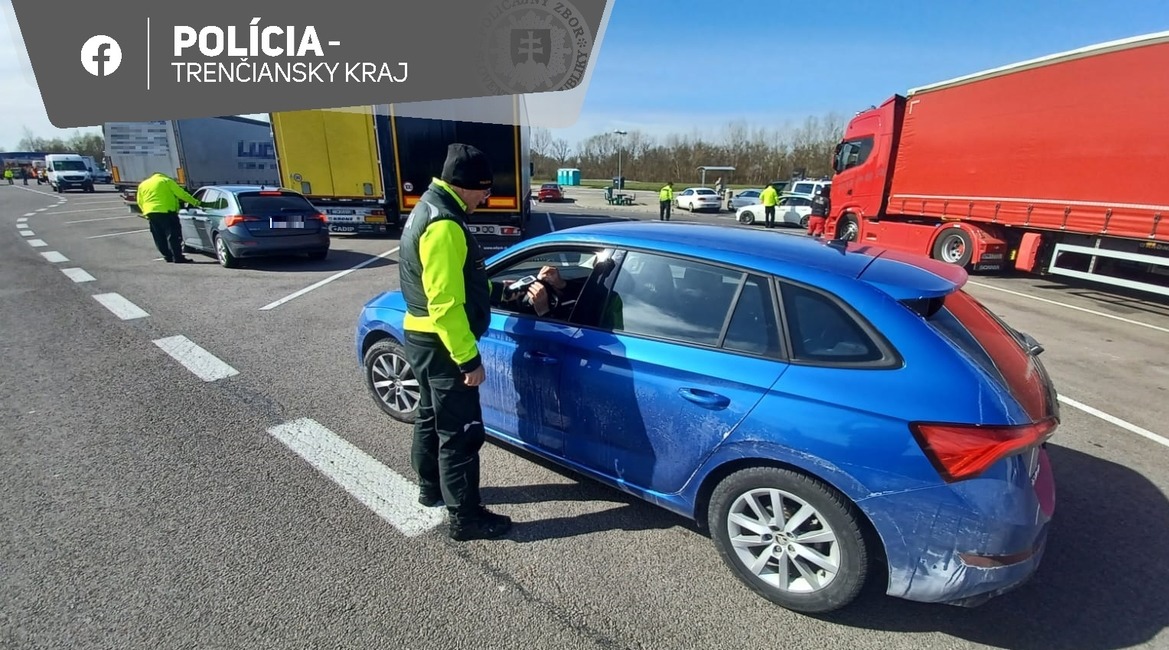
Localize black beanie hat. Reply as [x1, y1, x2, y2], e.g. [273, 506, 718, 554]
[440, 143, 493, 190]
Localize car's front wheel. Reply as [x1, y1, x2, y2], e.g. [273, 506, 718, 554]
[708, 466, 869, 614]
[364, 338, 420, 424]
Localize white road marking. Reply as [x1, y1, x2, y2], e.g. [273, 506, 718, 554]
[22, 213, 35, 217]
[152, 335, 239, 382]
[61, 268, 96, 283]
[19, 230, 33, 237]
[66, 215, 137, 225]
[16, 217, 27, 223]
[34, 208, 46, 212]
[55, 208, 132, 217]
[968, 281, 1169, 335]
[92, 293, 149, 320]
[13, 186, 59, 199]
[268, 418, 446, 537]
[86, 228, 150, 239]
[1059, 395, 1169, 450]
[40, 251, 68, 263]
[260, 246, 400, 311]
[27, 239, 47, 247]
[545, 212, 555, 232]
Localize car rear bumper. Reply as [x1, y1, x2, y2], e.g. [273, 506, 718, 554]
[861, 447, 1055, 606]
[222, 230, 330, 257]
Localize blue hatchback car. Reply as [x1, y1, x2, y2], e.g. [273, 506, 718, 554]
[355, 222, 1059, 614]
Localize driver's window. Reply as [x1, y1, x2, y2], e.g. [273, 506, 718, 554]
[489, 247, 608, 321]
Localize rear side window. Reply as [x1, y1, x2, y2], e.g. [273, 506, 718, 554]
[238, 192, 316, 214]
[925, 290, 1051, 420]
[780, 282, 885, 364]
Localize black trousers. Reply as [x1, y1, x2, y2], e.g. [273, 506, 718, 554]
[659, 200, 671, 220]
[146, 212, 183, 261]
[404, 330, 486, 516]
[764, 205, 776, 227]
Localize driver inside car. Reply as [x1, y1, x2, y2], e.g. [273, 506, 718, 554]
[491, 265, 579, 318]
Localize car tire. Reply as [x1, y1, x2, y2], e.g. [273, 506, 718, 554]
[800, 215, 810, 230]
[214, 234, 238, 268]
[363, 338, 420, 424]
[738, 211, 755, 225]
[708, 466, 869, 614]
[931, 227, 974, 267]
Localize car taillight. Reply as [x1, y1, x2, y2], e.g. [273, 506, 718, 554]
[909, 418, 1057, 482]
[224, 214, 261, 227]
[312, 213, 328, 223]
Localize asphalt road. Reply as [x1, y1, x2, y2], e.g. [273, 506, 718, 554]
[3, 184, 1169, 650]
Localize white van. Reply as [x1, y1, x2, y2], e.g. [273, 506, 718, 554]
[44, 153, 95, 193]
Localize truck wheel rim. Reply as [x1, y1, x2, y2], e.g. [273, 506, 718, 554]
[727, 488, 840, 593]
[841, 221, 858, 241]
[942, 235, 966, 263]
[371, 351, 420, 413]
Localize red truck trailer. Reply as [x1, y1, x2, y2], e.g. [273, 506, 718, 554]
[827, 30, 1169, 297]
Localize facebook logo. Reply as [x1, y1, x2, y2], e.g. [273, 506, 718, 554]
[80, 35, 122, 77]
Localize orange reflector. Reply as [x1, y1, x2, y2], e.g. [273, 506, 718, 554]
[487, 197, 517, 208]
[404, 196, 419, 207]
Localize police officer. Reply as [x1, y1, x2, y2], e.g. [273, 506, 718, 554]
[760, 183, 779, 228]
[398, 143, 512, 542]
[808, 185, 831, 238]
[137, 172, 202, 263]
[658, 182, 674, 221]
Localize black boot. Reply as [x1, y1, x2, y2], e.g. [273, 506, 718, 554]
[448, 506, 512, 541]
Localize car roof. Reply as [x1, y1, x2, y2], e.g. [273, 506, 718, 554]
[526, 221, 967, 300]
[203, 185, 301, 195]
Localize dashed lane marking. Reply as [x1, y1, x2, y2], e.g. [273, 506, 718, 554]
[92, 293, 149, 320]
[61, 268, 96, 283]
[40, 251, 68, 263]
[152, 335, 239, 382]
[268, 418, 446, 537]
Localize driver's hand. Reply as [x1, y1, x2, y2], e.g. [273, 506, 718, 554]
[537, 265, 566, 290]
[527, 282, 550, 315]
[464, 366, 485, 387]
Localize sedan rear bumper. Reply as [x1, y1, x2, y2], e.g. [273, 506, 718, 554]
[222, 231, 330, 258]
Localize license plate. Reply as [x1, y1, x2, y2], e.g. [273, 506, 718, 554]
[365, 215, 386, 224]
[271, 218, 305, 228]
[327, 209, 356, 215]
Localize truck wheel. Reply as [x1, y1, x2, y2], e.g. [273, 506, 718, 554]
[835, 214, 858, 242]
[932, 228, 973, 267]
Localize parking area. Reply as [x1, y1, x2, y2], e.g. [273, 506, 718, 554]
[4, 182, 1169, 649]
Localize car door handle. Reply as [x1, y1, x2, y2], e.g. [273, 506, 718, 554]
[678, 388, 730, 410]
[523, 351, 558, 365]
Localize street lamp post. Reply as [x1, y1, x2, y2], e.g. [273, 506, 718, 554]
[614, 130, 627, 188]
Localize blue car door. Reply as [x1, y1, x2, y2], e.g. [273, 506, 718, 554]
[477, 244, 616, 458]
[557, 249, 790, 494]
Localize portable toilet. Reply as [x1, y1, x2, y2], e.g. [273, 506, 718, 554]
[560, 168, 580, 186]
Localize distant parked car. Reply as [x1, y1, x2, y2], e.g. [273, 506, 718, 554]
[675, 187, 721, 212]
[786, 179, 831, 198]
[728, 189, 762, 210]
[355, 221, 1059, 614]
[537, 183, 564, 202]
[736, 194, 815, 228]
[177, 185, 330, 268]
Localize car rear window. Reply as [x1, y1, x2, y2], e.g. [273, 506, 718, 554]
[541, 184, 558, 189]
[922, 290, 1052, 420]
[238, 192, 316, 214]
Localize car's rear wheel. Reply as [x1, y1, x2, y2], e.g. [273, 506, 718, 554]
[799, 215, 810, 229]
[364, 338, 420, 424]
[214, 234, 238, 268]
[708, 467, 868, 614]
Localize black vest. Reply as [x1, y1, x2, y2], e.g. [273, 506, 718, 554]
[398, 183, 492, 339]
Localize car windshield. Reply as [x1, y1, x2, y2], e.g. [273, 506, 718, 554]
[238, 192, 316, 214]
[52, 161, 87, 171]
[918, 290, 1052, 421]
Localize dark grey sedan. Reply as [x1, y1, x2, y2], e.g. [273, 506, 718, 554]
[177, 185, 330, 268]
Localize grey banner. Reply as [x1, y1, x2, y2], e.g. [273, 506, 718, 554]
[9, 0, 610, 128]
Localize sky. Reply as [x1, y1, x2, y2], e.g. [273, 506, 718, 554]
[1, 0, 1168, 150]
